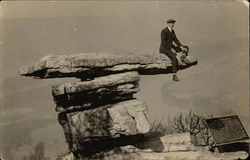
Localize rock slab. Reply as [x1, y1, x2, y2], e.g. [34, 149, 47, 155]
[52, 72, 140, 110]
[19, 53, 198, 79]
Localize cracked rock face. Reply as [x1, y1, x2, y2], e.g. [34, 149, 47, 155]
[58, 99, 151, 153]
[19, 53, 197, 79]
[53, 71, 152, 155]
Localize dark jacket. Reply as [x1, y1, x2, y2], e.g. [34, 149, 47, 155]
[159, 27, 183, 53]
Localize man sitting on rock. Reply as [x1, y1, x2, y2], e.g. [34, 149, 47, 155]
[159, 18, 188, 82]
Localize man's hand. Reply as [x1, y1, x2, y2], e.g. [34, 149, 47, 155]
[181, 45, 188, 55]
[180, 46, 185, 51]
[182, 53, 187, 57]
[171, 48, 176, 53]
[181, 46, 189, 51]
[171, 48, 177, 56]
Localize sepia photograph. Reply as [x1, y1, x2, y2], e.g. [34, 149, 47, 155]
[0, 0, 249, 160]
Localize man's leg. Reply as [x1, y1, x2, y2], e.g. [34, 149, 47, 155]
[164, 50, 179, 81]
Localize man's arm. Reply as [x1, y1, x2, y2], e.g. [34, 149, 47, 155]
[161, 29, 166, 43]
[173, 31, 183, 47]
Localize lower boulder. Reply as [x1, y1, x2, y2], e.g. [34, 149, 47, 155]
[57, 133, 249, 160]
[58, 99, 151, 155]
[57, 133, 196, 160]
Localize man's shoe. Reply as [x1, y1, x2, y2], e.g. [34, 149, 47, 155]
[173, 75, 180, 82]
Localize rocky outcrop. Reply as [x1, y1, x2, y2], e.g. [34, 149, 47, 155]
[19, 52, 198, 158]
[58, 99, 151, 155]
[135, 132, 196, 152]
[57, 133, 196, 160]
[58, 132, 249, 160]
[19, 53, 197, 79]
[52, 72, 140, 110]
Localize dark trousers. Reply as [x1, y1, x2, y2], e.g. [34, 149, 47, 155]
[162, 45, 189, 73]
[164, 49, 178, 73]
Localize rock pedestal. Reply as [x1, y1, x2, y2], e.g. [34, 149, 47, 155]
[19, 53, 198, 158]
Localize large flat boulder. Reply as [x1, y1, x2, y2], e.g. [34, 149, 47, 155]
[58, 99, 151, 154]
[52, 72, 140, 110]
[19, 53, 198, 79]
[52, 72, 140, 96]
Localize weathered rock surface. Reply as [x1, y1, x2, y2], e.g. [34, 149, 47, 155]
[55, 94, 133, 112]
[19, 53, 198, 79]
[52, 72, 140, 109]
[52, 72, 140, 96]
[135, 133, 195, 152]
[58, 99, 151, 154]
[57, 133, 249, 160]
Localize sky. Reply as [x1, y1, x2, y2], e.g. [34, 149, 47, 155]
[0, 1, 249, 159]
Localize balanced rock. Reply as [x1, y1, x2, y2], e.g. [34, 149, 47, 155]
[18, 52, 199, 158]
[19, 53, 198, 79]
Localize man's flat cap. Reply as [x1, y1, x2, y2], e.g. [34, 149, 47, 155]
[167, 19, 176, 23]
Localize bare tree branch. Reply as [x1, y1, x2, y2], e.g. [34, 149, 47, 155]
[168, 110, 213, 145]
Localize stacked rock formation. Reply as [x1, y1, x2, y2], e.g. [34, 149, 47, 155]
[19, 53, 197, 158]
